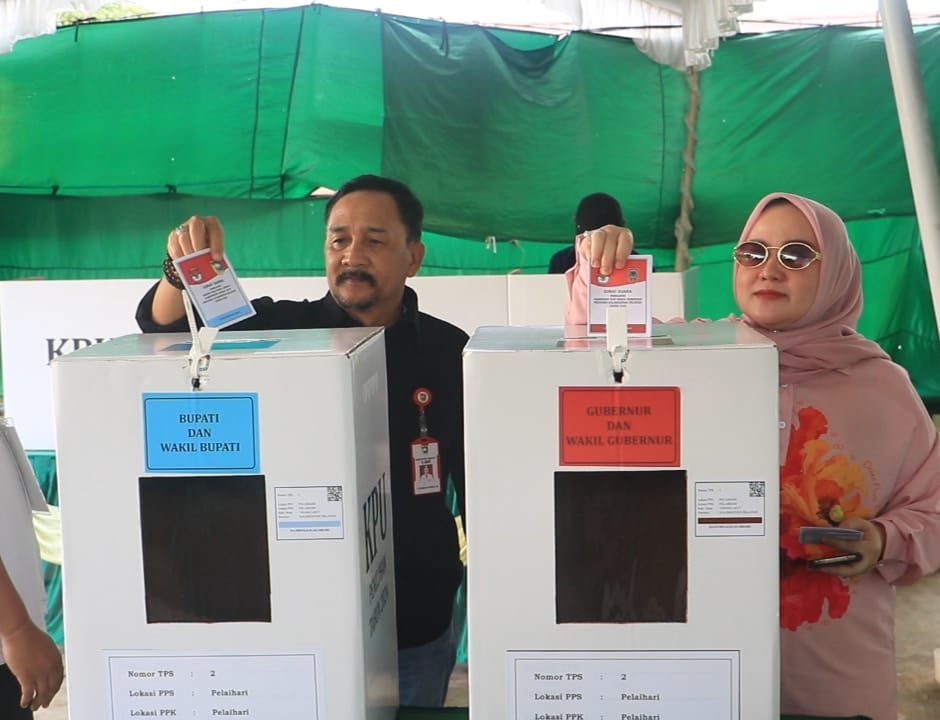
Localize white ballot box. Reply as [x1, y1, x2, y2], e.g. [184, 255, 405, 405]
[463, 323, 780, 720]
[51, 329, 397, 720]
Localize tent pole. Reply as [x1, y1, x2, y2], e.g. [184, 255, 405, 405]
[674, 68, 701, 273]
[879, 0, 940, 339]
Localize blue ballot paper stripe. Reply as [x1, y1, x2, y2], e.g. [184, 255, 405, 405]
[143, 393, 260, 473]
[278, 521, 343, 528]
[162, 340, 280, 352]
[206, 305, 255, 328]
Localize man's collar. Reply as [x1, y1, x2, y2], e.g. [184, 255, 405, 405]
[399, 285, 420, 329]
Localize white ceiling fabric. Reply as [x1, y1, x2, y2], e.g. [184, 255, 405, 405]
[0, 0, 767, 66]
[539, 0, 758, 69]
[1, 0, 105, 53]
[3, 1, 936, 65]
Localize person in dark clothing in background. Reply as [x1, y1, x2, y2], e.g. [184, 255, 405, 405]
[136, 174, 466, 708]
[548, 192, 626, 274]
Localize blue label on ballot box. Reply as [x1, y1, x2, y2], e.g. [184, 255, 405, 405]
[162, 340, 280, 352]
[143, 393, 260, 473]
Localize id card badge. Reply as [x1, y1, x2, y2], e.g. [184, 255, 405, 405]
[412, 437, 442, 495]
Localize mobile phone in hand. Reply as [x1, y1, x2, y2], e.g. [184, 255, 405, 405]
[807, 552, 863, 569]
[799, 526, 863, 544]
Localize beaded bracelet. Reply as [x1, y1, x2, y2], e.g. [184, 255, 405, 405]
[162, 254, 185, 290]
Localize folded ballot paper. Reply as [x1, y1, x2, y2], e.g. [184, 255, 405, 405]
[172, 249, 256, 329]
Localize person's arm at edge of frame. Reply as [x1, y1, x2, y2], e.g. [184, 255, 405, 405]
[0, 554, 63, 711]
[148, 216, 226, 327]
[452, 335, 468, 527]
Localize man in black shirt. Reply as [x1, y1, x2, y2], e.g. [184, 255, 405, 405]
[548, 192, 626, 274]
[136, 175, 466, 707]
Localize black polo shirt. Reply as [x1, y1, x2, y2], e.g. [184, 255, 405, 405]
[137, 283, 467, 648]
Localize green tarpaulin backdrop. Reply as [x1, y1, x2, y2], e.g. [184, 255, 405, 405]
[4, 8, 938, 687]
[1, 7, 938, 398]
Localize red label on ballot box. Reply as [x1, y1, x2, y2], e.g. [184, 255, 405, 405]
[558, 386, 680, 466]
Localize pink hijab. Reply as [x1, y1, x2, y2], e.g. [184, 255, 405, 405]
[735, 192, 890, 384]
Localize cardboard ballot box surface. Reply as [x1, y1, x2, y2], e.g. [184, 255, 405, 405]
[464, 322, 780, 720]
[52, 329, 397, 720]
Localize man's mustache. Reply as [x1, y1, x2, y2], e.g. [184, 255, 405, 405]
[337, 270, 377, 286]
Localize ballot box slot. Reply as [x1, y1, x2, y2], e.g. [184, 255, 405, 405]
[138, 474, 272, 623]
[554, 469, 687, 624]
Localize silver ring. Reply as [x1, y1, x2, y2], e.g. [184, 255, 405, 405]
[175, 224, 188, 234]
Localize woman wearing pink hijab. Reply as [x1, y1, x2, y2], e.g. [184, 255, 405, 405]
[566, 192, 940, 720]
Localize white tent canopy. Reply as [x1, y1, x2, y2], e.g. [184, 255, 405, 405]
[5, 0, 939, 63]
[0, 0, 104, 53]
[539, 0, 758, 69]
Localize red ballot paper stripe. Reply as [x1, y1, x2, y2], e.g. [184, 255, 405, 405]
[698, 517, 762, 525]
[590, 323, 648, 334]
[176, 252, 228, 286]
[559, 386, 680, 466]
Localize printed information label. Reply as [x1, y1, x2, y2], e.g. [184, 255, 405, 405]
[695, 481, 766, 537]
[508, 650, 739, 720]
[275, 486, 344, 540]
[559, 386, 680, 466]
[107, 652, 318, 720]
[143, 393, 260, 473]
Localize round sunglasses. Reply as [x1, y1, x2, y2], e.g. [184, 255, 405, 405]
[732, 240, 822, 271]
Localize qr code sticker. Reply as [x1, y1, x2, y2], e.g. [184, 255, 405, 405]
[327, 486, 343, 502]
[749, 481, 765, 498]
